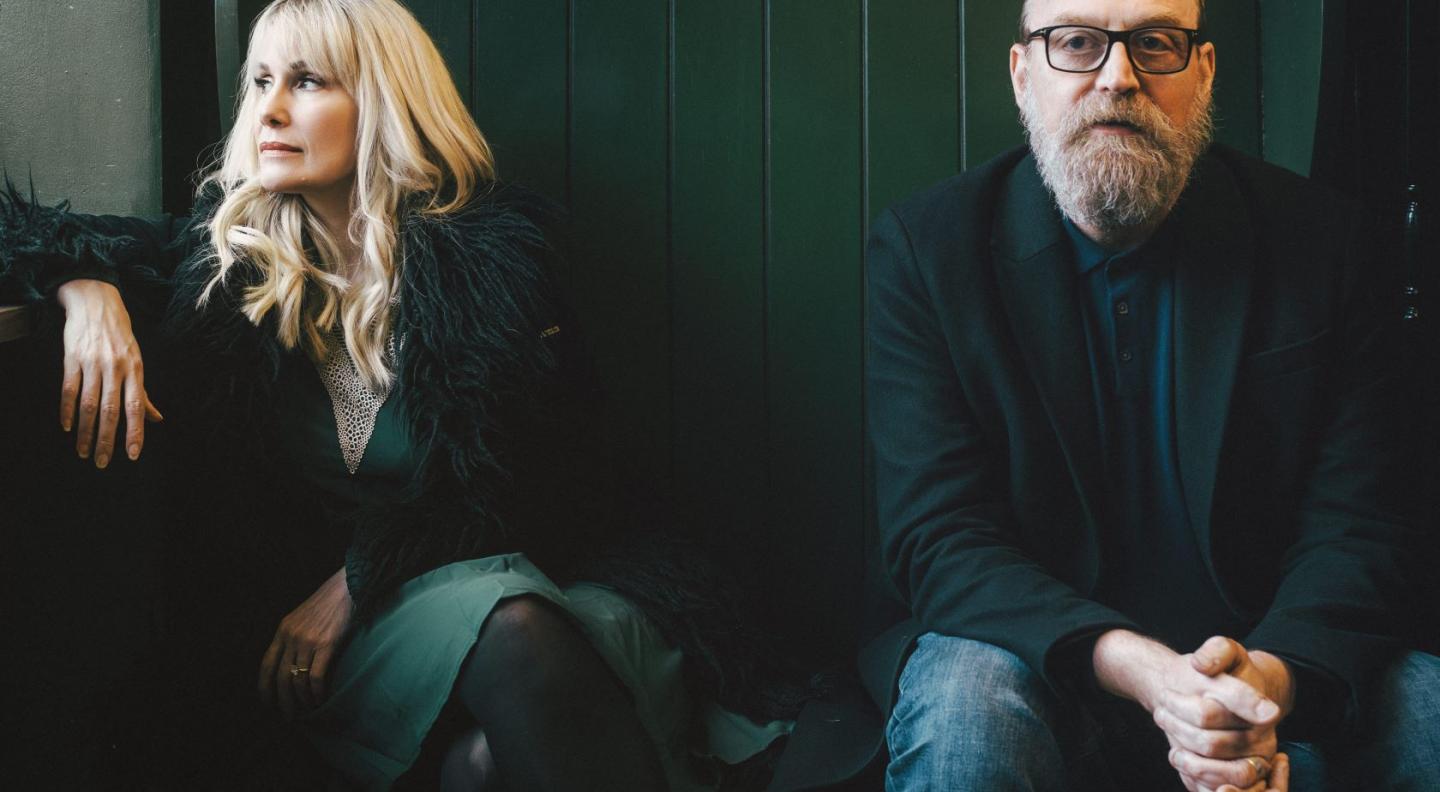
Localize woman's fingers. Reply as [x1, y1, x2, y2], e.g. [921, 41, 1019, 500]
[94, 366, 123, 468]
[74, 362, 101, 459]
[258, 636, 282, 707]
[308, 645, 333, 708]
[59, 357, 81, 432]
[123, 367, 148, 461]
[145, 396, 163, 423]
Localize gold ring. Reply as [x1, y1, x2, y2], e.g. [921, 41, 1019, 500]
[1245, 756, 1269, 779]
[290, 666, 310, 678]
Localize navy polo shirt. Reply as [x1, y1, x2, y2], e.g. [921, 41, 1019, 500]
[1063, 218, 1241, 650]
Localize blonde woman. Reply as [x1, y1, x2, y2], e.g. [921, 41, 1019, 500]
[0, 0, 794, 788]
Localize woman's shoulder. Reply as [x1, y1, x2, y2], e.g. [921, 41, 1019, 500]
[402, 182, 566, 282]
[407, 182, 561, 245]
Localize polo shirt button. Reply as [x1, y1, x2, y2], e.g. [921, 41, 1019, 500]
[1119, 350, 1134, 362]
[1116, 301, 1130, 315]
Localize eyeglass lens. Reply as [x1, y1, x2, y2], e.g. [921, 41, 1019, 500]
[1046, 26, 1191, 73]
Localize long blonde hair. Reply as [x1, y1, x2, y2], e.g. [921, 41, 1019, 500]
[200, 0, 495, 389]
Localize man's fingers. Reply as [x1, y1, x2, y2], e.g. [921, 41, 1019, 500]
[1154, 705, 1265, 759]
[1160, 688, 1252, 730]
[94, 371, 122, 468]
[1170, 748, 1271, 790]
[1205, 674, 1281, 725]
[1268, 752, 1290, 792]
[1191, 635, 1244, 676]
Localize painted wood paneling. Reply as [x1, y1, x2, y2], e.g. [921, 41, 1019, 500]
[472, 0, 568, 203]
[671, 1, 767, 546]
[569, 1, 673, 491]
[215, 0, 1322, 659]
[766, 0, 867, 656]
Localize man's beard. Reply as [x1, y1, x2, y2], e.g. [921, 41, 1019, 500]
[1020, 82, 1214, 235]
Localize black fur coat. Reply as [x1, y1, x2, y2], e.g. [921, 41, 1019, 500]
[0, 181, 806, 725]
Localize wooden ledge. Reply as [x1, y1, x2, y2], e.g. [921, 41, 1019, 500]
[0, 305, 32, 344]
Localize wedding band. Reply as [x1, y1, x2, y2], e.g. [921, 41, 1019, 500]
[1245, 756, 1269, 779]
[290, 666, 310, 678]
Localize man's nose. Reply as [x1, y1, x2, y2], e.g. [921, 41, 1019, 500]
[1094, 41, 1141, 93]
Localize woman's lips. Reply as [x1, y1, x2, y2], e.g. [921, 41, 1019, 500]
[259, 142, 302, 153]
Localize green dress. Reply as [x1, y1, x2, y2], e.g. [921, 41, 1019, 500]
[274, 352, 791, 790]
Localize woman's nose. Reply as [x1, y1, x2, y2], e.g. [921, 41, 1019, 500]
[259, 91, 288, 128]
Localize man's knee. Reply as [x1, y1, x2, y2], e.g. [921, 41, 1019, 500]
[886, 634, 1063, 789]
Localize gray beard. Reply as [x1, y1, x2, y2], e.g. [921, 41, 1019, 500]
[1020, 84, 1214, 236]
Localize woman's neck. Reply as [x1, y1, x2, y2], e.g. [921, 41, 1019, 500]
[303, 188, 363, 277]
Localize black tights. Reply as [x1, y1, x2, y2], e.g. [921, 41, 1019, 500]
[438, 595, 668, 792]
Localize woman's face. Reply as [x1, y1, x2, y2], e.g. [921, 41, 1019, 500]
[250, 34, 359, 207]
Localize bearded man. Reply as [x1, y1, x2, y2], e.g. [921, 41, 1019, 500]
[862, 0, 1440, 789]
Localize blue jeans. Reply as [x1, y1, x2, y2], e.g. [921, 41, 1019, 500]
[886, 633, 1440, 791]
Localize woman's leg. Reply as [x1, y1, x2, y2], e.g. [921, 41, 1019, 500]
[454, 594, 667, 791]
[439, 726, 497, 792]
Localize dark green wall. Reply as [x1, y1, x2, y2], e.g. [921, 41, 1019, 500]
[399, 0, 1314, 654]
[229, 0, 1321, 654]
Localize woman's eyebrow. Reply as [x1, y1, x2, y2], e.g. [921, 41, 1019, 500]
[253, 60, 312, 73]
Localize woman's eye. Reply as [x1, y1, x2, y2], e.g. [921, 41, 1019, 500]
[297, 75, 323, 89]
[253, 76, 272, 91]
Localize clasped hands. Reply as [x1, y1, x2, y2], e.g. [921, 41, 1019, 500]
[1094, 630, 1295, 792]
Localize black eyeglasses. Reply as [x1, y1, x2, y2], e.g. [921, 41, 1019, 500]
[1026, 25, 1202, 74]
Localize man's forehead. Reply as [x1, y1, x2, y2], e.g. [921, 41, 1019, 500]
[1025, 0, 1202, 29]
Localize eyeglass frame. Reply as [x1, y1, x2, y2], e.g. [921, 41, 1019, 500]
[1023, 25, 1204, 75]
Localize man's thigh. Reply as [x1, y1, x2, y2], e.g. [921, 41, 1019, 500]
[885, 633, 1076, 791]
[1304, 650, 1440, 789]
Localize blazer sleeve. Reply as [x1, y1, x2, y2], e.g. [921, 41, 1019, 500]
[1243, 210, 1420, 738]
[0, 181, 198, 327]
[866, 206, 1136, 692]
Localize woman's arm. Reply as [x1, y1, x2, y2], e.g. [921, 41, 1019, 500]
[54, 279, 162, 467]
[1, 183, 206, 467]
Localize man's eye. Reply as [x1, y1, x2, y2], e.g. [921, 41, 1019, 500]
[1135, 33, 1179, 52]
[1059, 33, 1102, 51]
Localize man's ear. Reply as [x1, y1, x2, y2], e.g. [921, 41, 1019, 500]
[1010, 43, 1030, 108]
[1196, 40, 1216, 91]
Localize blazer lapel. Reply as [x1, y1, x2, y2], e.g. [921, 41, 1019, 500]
[991, 157, 1107, 540]
[1173, 153, 1255, 564]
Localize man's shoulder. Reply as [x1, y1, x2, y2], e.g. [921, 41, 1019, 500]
[1203, 144, 1360, 224]
[881, 146, 1032, 234]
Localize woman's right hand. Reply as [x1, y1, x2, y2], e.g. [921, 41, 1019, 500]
[55, 279, 162, 468]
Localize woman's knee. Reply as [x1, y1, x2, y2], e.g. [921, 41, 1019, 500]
[476, 595, 574, 666]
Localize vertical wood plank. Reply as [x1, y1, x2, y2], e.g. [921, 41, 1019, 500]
[671, 1, 766, 544]
[1205, 0, 1262, 157]
[570, 0, 672, 491]
[472, 0, 569, 201]
[868, 0, 962, 216]
[1259, 1, 1324, 174]
[768, 0, 865, 657]
[403, 0, 473, 113]
[962, 0, 1024, 167]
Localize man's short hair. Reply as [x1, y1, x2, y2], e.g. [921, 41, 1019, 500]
[1017, 0, 1207, 39]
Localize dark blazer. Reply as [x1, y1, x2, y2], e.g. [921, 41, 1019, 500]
[860, 145, 1418, 741]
